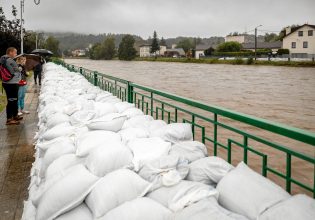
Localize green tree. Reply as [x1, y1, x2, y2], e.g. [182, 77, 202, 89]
[89, 43, 102, 59]
[264, 33, 278, 42]
[118, 34, 137, 60]
[150, 31, 160, 54]
[216, 41, 242, 52]
[176, 38, 194, 53]
[44, 36, 60, 56]
[102, 36, 116, 60]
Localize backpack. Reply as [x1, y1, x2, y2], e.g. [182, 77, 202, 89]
[0, 58, 13, 82]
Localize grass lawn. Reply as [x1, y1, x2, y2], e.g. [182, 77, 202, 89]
[0, 83, 6, 113]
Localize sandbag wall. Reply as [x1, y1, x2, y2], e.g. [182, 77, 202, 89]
[22, 63, 315, 220]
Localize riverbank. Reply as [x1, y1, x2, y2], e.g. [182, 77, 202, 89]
[135, 57, 315, 67]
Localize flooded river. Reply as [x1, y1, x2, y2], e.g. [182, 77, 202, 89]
[66, 59, 315, 132]
[65, 59, 315, 195]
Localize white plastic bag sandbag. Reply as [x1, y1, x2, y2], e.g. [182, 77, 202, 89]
[127, 137, 172, 171]
[42, 123, 74, 141]
[121, 107, 144, 119]
[169, 141, 208, 163]
[148, 180, 218, 212]
[119, 127, 150, 144]
[122, 115, 154, 130]
[93, 102, 118, 117]
[258, 194, 315, 220]
[216, 162, 290, 220]
[138, 155, 189, 191]
[98, 197, 172, 220]
[151, 123, 193, 143]
[46, 113, 70, 129]
[85, 142, 133, 177]
[85, 169, 150, 218]
[114, 101, 134, 113]
[70, 110, 96, 126]
[76, 130, 121, 157]
[21, 200, 36, 220]
[86, 113, 127, 132]
[36, 164, 99, 220]
[54, 203, 93, 220]
[186, 156, 234, 185]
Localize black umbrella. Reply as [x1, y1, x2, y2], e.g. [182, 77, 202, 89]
[31, 49, 53, 56]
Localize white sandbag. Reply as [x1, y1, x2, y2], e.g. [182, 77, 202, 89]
[86, 113, 127, 132]
[76, 130, 121, 157]
[119, 127, 150, 144]
[151, 123, 193, 143]
[114, 101, 135, 113]
[40, 139, 75, 178]
[148, 180, 218, 212]
[127, 137, 172, 171]
[98, 197, 172, 220]
[63, 103, 82, 116]
[46, 113, 70, 129]
[121, 107, 144, 119]
[216, 162, 290, 220]
[138, 155, 189, 191]
[186, 156, 234, 185]
[70, 110, 96, 126]
[36, 164, 99, 220]
[37, 136, 74, 154]
[85, 169, 150, 218]
[172, 197, 249, 220]
[122, 115, 154, 130]
[95, 93, 112, 102]
[149, 120, 168, 135]
[169, 141, 208, 163]
[42, 122, 74, 141]
[93, 102, 118, 117]
[55, 203, 93, 220]
[21, 200, 36, 220]
[85, 142, 133, 177]
[45, 154, 85, 180]
[82, 93, 97, 100]
[258, 194, 315, 220]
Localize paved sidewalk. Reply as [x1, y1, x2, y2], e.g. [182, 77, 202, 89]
[0, 82, 39, 220]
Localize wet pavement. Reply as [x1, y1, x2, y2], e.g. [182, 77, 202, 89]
[0, 83, 38, 220]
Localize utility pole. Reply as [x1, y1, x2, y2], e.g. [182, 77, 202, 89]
[254, 25, 262, 60]
[20, 0, 24, 54]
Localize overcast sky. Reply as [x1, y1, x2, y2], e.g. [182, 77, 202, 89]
[1, 0, 315, 38]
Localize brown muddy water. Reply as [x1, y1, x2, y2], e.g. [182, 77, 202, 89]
[65, 59, 315, 196]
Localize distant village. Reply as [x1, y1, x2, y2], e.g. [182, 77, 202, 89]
[69, 24, 315, 60]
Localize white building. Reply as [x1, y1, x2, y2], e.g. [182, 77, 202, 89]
[282, 24, 315, 57]
[139, 44, 167, 57]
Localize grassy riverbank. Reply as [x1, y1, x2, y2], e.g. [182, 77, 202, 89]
[0, 83, 6, 113]
[135, 57, 315, 67]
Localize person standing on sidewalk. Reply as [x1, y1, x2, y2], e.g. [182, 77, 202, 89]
[0, 47, 23, 125]
[33, 59, 43, 85]
[16, 56, 30, 116]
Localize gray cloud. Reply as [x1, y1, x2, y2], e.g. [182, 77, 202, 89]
[1, 0, 315, 38]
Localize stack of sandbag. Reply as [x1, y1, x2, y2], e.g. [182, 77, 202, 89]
[22, 63, 314, 220]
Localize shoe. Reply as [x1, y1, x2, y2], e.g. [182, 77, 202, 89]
[6, 119, 20, 125]
[14, 115, 23, 121]
[22, 110, 30, 114]
[18, 111, 23, 116]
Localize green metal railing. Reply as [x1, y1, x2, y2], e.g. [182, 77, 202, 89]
[56, 61, 315, 197]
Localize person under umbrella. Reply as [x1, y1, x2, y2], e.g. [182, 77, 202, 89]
[33, 58, 44, 85]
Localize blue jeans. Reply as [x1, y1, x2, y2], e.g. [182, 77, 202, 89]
[18, 85, 27, 111]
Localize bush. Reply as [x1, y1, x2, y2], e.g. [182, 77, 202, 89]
[216, 41, 242, 52]
[232, 58, 244, 65]
[246, 57, 254, 65]
[277, 48, 290, 55]
[213, 51, 253, 57]
[118, 35, 137, 61]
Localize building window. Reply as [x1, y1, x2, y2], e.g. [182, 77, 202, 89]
[291, 42, 296, 48]
[303, 41, 308, 48]
[308, 30, 313, 36]
[298, 31, 303, 36]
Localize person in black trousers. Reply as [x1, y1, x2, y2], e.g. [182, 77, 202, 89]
[33, 59, 43, 85]
[0, 47, 23, 125]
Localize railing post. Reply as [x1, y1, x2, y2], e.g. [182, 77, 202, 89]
[127, 82, 134, 103]
[94, 71, 98, 86]
[71, 65, 74, 72]
[79, 67, 83, 75]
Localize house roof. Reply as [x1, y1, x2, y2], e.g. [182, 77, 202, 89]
[195, 44, 213, 51]
[166, 48, 185, 56]
[283, 24, 315, 38]
[242, 41, 282, 49]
